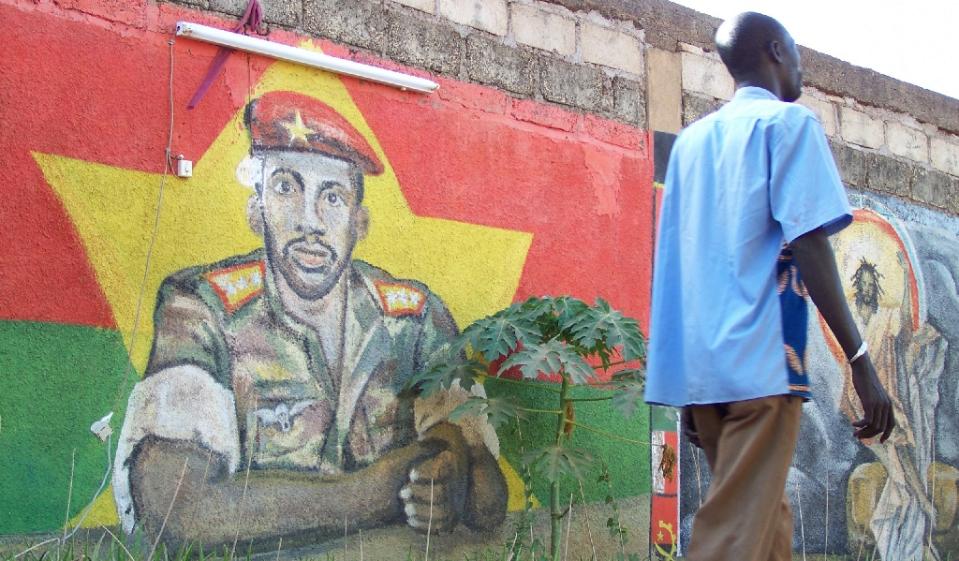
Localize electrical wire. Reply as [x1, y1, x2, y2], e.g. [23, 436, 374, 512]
[111, 37, 176, 414]
[30, 37, 180, 557]
[61, 435, 114, 543]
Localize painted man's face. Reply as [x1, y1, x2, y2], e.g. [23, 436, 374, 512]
[256, 150, 366, 300]
[852, 260, 883, 316]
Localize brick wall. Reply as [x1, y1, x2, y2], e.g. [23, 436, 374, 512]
[149, 0, 959, 216]
[193, 0, 647, 127]
[679, 42, 959, 215]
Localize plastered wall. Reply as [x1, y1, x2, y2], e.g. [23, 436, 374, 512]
[3, 0, 959, 559]
[0, 0, 654, 558]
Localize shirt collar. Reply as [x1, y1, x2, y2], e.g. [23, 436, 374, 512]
[733, 86, 779, 102]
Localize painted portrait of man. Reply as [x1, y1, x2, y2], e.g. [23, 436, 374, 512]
[112, 91, 507, 550]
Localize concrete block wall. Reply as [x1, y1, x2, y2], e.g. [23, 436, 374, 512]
[681, 64, 959, 215]
[167, 0, 650, 130]
[176, 0, 959, 214]
[637, 3, 959, 216]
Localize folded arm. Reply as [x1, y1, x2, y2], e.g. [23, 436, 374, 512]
[129, 435, 445, 551]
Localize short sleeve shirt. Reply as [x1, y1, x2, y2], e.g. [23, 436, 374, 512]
[645, 87, 852, 407]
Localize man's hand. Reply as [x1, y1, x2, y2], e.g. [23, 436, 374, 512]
[791, 228, 897, 444]
[682, 407, 702, 448]
[401, 423, 469, 533]
[850, 355, 896, 442]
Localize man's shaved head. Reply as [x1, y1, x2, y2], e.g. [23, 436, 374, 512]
[715, 12, 803, 102]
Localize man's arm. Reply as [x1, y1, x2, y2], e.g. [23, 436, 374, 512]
[129, 434, 446, 551]
[790, 227, 895, 442]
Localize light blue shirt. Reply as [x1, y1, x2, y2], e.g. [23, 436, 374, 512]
[645, 87, 852, 407]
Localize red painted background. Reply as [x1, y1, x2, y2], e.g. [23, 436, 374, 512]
[0, 0, 654, 332]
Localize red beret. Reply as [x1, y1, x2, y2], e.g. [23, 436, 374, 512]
[244, 91, 383, 176]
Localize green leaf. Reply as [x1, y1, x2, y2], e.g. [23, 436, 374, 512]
[605, 317, 646, 362]
[408, 357, 485, 396]
[561, 301, 606, 351]
[515, 296, 555, 320]
[562, 298, 647, 361]
[610, 367, 645, 383]
[549, 296, 590, 329]
[610, 377, 645, 419]
[513, 297, 564, 340]
[522, 444, 596, 483]
[465, 313, 539, 361]
[449, 396, 523, 429]
[497, 340, 595, 384]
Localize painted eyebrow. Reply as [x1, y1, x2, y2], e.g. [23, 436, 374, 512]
[318, 179, 350, 190]
[270, 167, 305, 187]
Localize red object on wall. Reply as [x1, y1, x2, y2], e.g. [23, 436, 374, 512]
[650, 430, 680, 554]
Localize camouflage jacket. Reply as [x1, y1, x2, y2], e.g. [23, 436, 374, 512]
[145, 249, 458, 473]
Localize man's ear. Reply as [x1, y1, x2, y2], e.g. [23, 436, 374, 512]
[768, 39, 785, 64]
[247, 193, 265, 237]
[355, 206, 370, 240]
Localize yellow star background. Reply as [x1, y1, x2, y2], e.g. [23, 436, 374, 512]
[36, 44, 534, 525]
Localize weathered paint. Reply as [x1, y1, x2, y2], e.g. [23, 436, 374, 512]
[0, 1, 654, 557]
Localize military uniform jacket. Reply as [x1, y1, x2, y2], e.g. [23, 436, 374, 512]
[113, 250, 495, 532]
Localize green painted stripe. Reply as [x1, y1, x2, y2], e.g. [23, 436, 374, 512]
[0, 320, 136, 534]
[486, 378, 651, 505]
[650, 405, 679, 431]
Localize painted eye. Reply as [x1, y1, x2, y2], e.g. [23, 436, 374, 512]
[273, 180, 294, 195]
[325, 191, 344, 206]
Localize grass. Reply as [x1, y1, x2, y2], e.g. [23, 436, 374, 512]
[0, 530, 652, 561]
[0, 531, 874, 561]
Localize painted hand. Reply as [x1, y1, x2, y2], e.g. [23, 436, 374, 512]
[401, 423, 469, 533]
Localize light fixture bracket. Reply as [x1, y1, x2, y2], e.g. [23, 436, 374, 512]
[175, 21, 439, 94]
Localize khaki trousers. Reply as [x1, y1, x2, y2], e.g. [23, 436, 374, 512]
[686, 395, 802, 561]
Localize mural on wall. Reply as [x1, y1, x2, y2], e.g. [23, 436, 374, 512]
[820, 199, 957, 561]
[113, 90, 509, 548]
[679, 188, 959, 559]
[0, 3, 655, 558]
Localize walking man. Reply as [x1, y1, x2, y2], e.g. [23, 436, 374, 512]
[645, 12, 895, 561]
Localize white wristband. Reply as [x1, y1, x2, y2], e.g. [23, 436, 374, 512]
[848, 341, 868, 364]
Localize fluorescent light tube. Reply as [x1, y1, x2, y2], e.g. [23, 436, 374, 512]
[175, 21, 439, 93]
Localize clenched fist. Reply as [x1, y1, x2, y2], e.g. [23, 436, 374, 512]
[401, 423, 470, 533]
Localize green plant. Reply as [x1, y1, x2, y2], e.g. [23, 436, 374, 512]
[410, 296, 661, 561]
